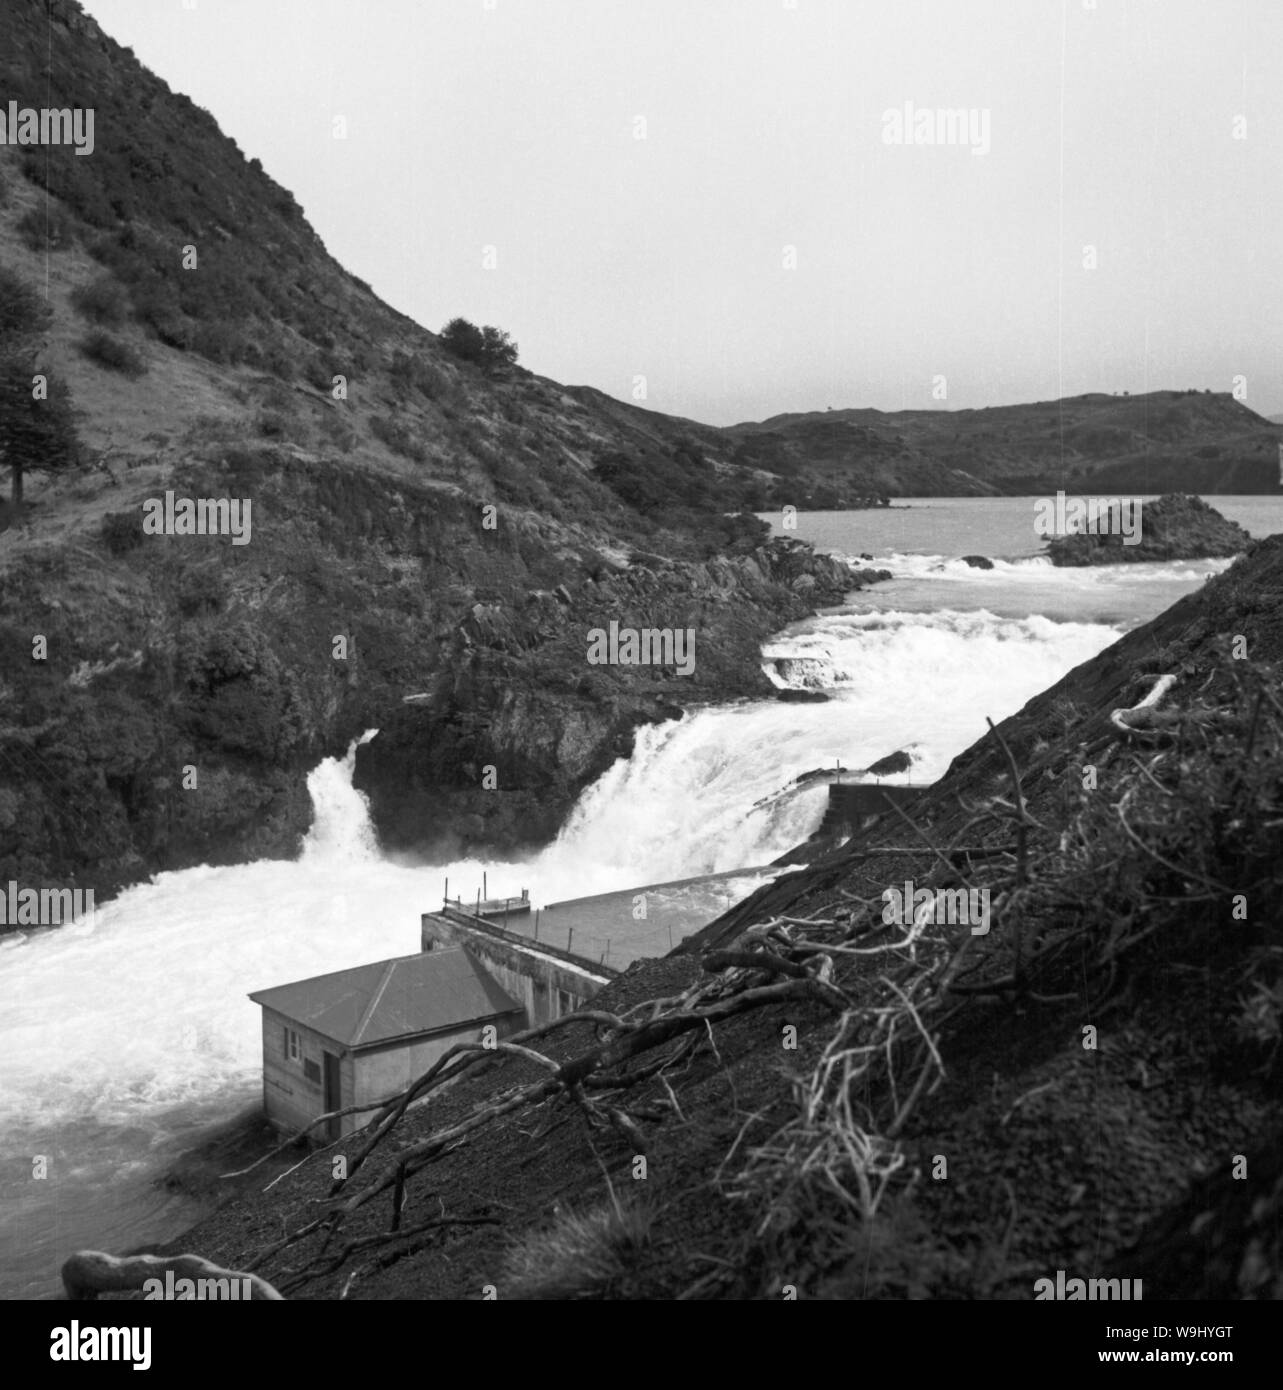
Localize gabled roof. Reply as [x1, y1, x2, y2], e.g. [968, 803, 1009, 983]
[248, 948, 522, 1049]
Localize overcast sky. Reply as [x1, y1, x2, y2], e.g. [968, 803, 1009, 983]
[82, 0, 1282, 425]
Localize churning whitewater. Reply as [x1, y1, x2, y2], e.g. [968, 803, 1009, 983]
[0, 601, 1117, 1295]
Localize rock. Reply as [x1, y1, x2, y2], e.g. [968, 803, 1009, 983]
[961, 554, 994, 570]
[1046, 493, 1250, 567]
[866, 749, 913, 775]
[776, 689, 829, 703]
[850, 567, 893, 587]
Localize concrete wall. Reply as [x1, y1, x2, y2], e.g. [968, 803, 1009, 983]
[421, 910, 613, 1026]
[820, 783, 924, 836]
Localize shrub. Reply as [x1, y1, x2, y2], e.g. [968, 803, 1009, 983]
[439, 317, 519, 373]
[79, 331, 148, 378]
[0, 267, 50, 338]
[191, 320, 246, 365]
[390, 350, 451, 401]
[70, 275, 130, 327]
[131, 283, 192, 348]
[370, 413, 426, 463]
[272, 346, 301, 380]
[480, 325, 518, 372]
[16, 204, 73, 253]
[257, 412, 290, 439]
[593, 443, 719, 516]
[318, 410, 356, 454]
[222, 447, 267, 491]
[500, 1199, 651, 1299]
[305, 355, 336, 394]
[296, 309, 334, 350]
[101, 509, 145, 555]
[177, 564, 227, 617]
[439, 317, 484, 364]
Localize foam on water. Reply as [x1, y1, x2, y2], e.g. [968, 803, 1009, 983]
[845, 550, 1237, 586]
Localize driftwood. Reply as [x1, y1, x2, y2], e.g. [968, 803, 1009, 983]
[1109, 673, 1177, 740]
[61, 1250, 284, 1301]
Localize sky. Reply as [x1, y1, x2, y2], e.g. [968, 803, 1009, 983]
[81, 0, 1283, 426]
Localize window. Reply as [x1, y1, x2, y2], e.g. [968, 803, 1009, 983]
[284, 1026, 301, 1062]
[303, 1058, 321, 1085]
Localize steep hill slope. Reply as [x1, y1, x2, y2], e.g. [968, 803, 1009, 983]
[0, 0, 880, 897]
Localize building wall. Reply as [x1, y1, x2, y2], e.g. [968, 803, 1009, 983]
[350, 1012, 523, 1122]
[259, 1006, 527, 1141]
[820, 783, 923, 836]
[259, 1008, 343, 1138]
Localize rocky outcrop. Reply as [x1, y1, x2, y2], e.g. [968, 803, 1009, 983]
[0, 443, 886, 897]
[865, 748, 914, 775]
[960, 554, 993, 570]
[1047, 493, 1251, 566]
[353, 538, 884, 857]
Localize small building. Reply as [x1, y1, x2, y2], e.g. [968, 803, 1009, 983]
[248, 947, 524, 1142]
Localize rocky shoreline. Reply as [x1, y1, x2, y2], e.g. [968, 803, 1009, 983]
[353, 540, 890, 858]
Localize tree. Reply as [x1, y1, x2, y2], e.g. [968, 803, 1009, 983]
[439, 317, 519, 374]
[439, 316, 485, 364]
[479, 324, 518, 373]
[0, 268, 80, 508]
[0, 265, 47, 340]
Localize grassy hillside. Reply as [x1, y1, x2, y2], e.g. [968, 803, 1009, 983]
[0, 0, 887, 897]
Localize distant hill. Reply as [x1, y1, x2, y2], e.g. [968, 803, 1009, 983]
[725, 391, 1283, 497]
